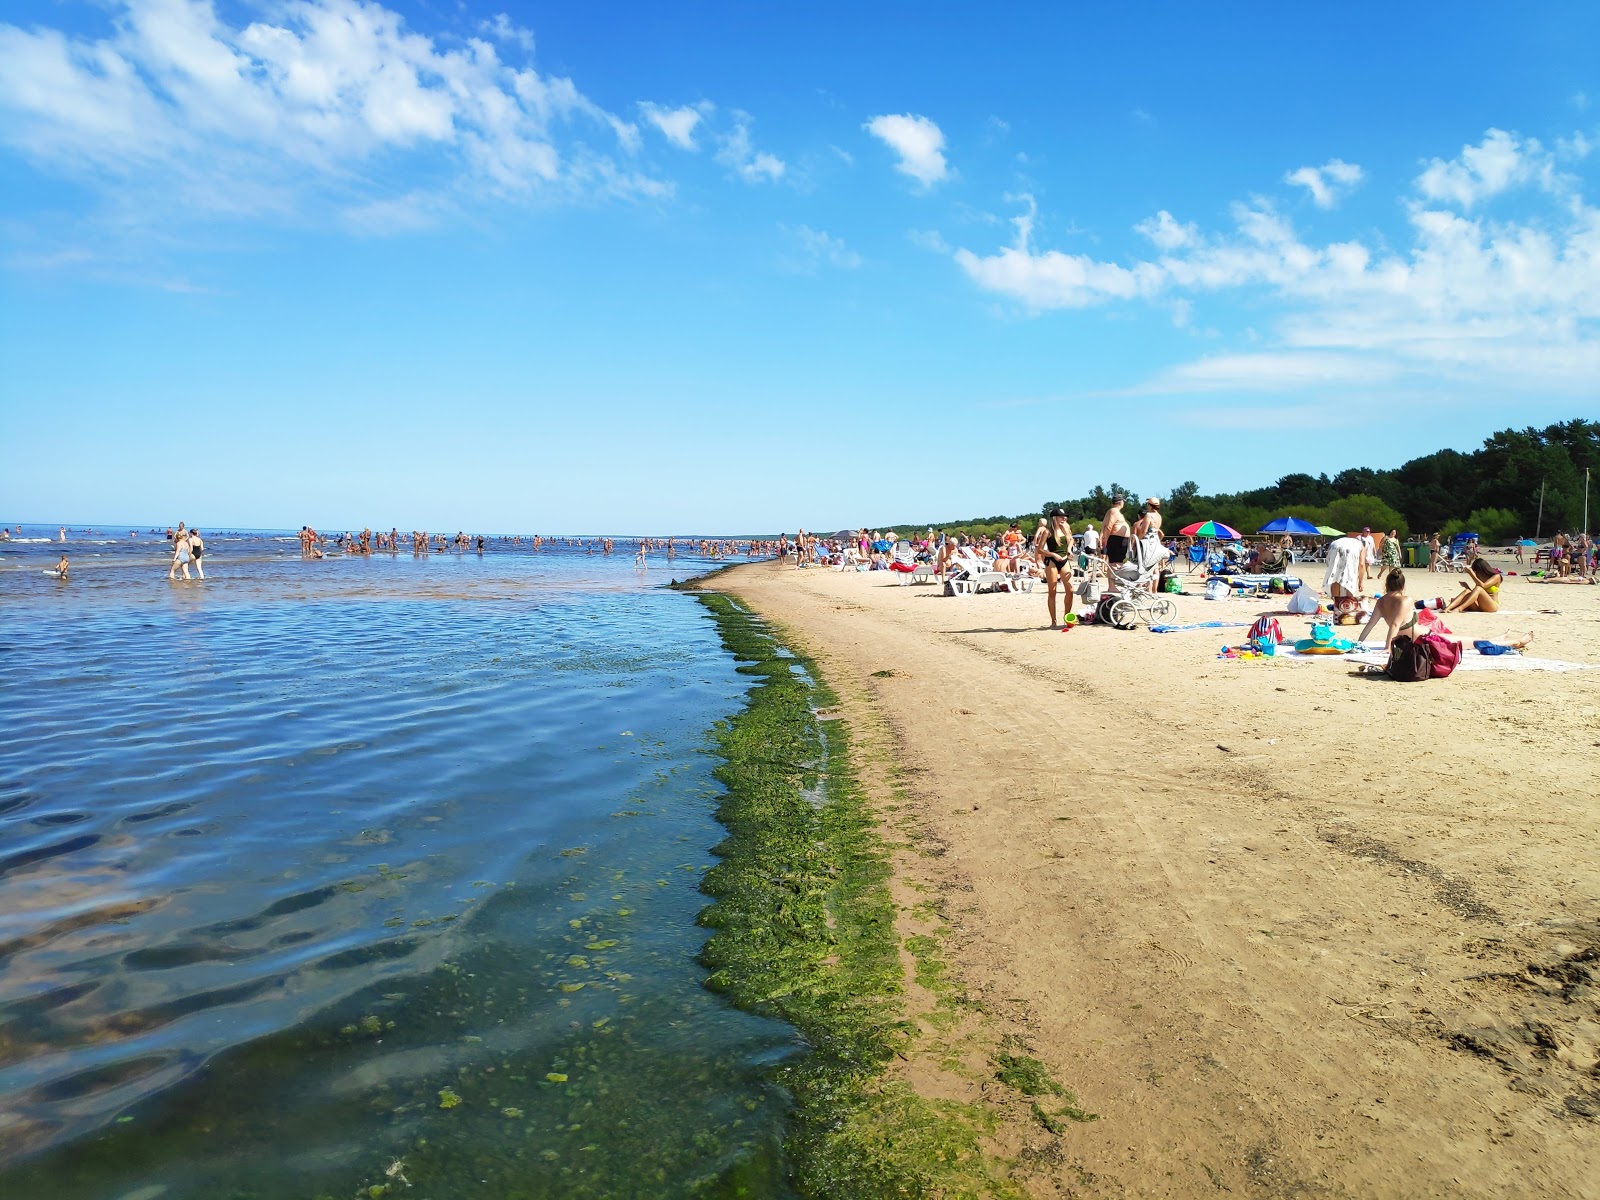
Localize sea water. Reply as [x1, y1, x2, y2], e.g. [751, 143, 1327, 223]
[0, 532, 799, 1198]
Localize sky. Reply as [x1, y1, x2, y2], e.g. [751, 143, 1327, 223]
[1, 1, 1597, 533]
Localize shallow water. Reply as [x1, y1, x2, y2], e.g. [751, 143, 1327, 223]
[0, 531, 797, 1197]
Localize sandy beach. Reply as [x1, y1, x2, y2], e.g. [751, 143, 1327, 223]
[709, 560, 1600, 1198]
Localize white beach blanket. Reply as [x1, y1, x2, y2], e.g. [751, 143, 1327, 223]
[1280, 645, 1594, 672]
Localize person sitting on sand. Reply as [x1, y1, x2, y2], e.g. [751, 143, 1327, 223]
[1441, 557, 1503, 613]
[1359, 569, 1411, 649]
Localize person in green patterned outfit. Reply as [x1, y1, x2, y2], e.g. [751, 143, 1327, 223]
[1379, 528, 1402, 582]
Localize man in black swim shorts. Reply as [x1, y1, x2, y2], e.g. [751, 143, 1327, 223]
[1102, 496, 1132, 566]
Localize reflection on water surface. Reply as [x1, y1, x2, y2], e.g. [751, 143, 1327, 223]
[0, 537, 797, 1197]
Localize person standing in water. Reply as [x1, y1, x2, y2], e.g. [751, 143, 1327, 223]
[169, 527, 193, 581]
[189, 529, 205, 579]
[55, 553, 69, 578]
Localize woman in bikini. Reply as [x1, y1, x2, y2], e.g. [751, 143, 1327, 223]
[1360, 569, 1412, 648]
[1442, 556, 1503, 613]
[1034, 510, 1076, 627]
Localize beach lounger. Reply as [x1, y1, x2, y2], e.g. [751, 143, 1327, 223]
[947, 551, 1016, 594]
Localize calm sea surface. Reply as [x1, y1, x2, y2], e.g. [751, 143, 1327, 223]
[0, 530, 798, 1198]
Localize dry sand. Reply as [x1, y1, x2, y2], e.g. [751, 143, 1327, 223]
[710, 558, 1600, 1198]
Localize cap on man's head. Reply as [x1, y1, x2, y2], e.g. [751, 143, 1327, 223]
[1050, 509, 1066, 518]
[1112, 495, 1124, 504]
[1362, 526, 1371, 532]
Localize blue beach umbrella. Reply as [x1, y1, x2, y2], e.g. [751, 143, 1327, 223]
[1258, 516, 1321, 535]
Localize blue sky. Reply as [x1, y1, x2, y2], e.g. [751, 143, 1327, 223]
[1, 2, 1596, 533]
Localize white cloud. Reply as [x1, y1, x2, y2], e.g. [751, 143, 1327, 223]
[0, 0, 663, 224]
[781, 224, 861, 272]
[954, 194, 1161, 308]
[907, 228, 950, 253]
[479, 13, 534, 52]
[864, 113, 949, 187]
[1284, 157, 1363, 208]
[953, 126, 1600, 395]
[1414, 128, 1558, 208]
[1136, 209, 1197, 250]
[715, 112, 784, 182]
[639, 101, 706, 151]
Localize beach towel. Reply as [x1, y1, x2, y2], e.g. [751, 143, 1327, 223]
[1282, 647, 1594, 672]
[1149, 621, 1252, 633]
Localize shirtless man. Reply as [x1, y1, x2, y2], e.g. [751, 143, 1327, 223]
[54, 554, 69, 579]
[1101, 497, 1131, 589]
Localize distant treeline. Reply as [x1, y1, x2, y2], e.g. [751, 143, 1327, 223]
[885, 419, 1599, 543]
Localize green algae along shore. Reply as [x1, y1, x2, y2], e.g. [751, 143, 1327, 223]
[692, 591, 1085, 1198]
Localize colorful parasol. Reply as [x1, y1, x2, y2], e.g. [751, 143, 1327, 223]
[1179, 520, 1242, 539]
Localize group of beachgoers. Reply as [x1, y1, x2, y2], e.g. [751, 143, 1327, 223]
[285, 528, 771, 564]
[777, 504, 1598, 639]
[779, 496, 1173, 628]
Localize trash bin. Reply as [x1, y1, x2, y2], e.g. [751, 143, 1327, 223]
[1414, 542, 1430, 568]
[1403, 544, 1417, 567]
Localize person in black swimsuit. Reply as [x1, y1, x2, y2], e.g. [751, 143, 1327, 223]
[1033, 510, 1076, 627]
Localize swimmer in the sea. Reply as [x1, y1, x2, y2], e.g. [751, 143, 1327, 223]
[55, 554, 69, 578]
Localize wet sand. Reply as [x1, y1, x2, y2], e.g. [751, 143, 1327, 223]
[710, 560, 1600, 1199]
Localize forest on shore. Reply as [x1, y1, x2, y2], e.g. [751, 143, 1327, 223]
[890, 419, 1598, 544]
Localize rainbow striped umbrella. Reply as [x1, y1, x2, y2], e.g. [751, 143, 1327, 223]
[1179, 520, 1242, 540]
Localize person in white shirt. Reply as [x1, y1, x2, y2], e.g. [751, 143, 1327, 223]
[1358, 527, 1377, 592]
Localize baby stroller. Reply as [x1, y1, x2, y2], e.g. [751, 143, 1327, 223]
[1097, 534, 1177, 628]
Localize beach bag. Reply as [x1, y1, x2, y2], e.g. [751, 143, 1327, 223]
[1386, 635, 1431, 682]
[1286, 585, 1320, 615]
[1077, 577, 1103, 606]
[1423, 633, 1461, 678]
[1204, 578, 1230, 601]
[1162, 573, 1183, 594]
[1387, 633, 1459, 682]
[1247, 616, 1284, 647]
